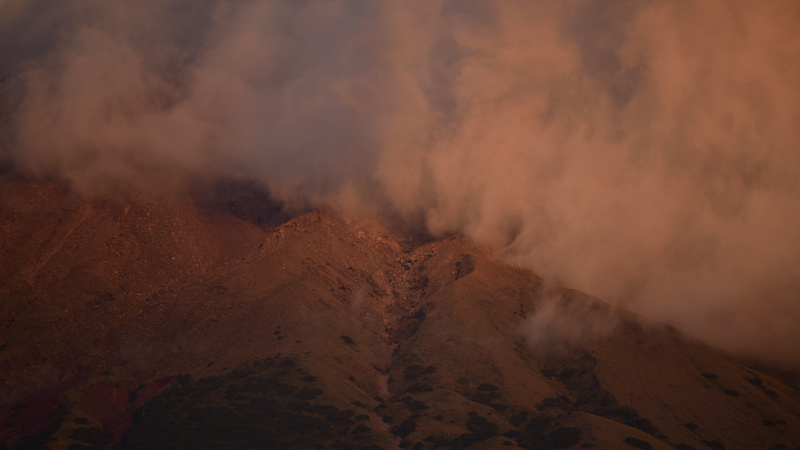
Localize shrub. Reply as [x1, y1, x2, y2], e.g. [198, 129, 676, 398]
[407, 401, 428, 412]
[403, 365, 425, 380]
[492, 403, 509, 413]
[69, 426, 112, 447]
[746, 377, 762, 386]
[352, 424, 371, 434]
[624, 436, 653, 450]
[391, 419, 417, 438]
[545, 427, 582, 448]
[279, 357, 295, 367]
[467, 416, 499, 436]
[701, 440, 726, 450]
[764, 389, 779, 398]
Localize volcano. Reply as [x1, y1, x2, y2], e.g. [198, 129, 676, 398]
[1, 174, 798, 450]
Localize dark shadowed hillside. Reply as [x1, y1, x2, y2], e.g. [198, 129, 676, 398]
[1, 175, 799, 450]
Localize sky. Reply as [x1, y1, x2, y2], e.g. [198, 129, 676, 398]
[1, 0, 800, 363]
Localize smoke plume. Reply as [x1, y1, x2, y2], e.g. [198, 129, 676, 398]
[2, 0, 800, 362]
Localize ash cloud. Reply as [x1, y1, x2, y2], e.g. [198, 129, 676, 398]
[2, 1, 800, 363]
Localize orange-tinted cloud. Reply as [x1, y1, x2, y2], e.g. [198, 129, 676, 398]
[2, 0, 799, 362]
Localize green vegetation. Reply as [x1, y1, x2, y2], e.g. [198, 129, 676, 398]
[468, 381, 508, 413]
[391, 419, 417, 438]
[513, 415, 582, 449]
[701, 439, 726, 449]
[403, 365, 436, 381]
[118, 356, 384, 449]
[542, 359, 660, 437]
[746, 377, 762, 386]
[69, 426, 112, 449]
[624, 436, 653, 449]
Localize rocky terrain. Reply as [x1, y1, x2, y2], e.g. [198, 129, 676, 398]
[1, 173, 799, 450]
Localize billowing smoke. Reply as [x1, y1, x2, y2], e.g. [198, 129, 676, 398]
[2, 0, 800, 363]
[519, 290, 619, 360]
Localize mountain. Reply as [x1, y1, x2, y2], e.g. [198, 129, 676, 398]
[1, 174, 799, 450]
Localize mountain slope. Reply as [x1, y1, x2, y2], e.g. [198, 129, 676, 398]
[1, 175, 798, 450]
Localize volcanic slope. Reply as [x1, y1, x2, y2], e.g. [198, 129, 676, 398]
[0, 176, 799, 450]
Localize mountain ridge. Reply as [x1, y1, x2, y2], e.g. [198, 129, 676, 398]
[1, 175, 799, 449]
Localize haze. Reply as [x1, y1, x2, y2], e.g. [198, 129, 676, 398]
[1, 0, 799, 363]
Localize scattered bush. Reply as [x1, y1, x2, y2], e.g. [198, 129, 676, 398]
[391, 419, 417, 438]
[764, 389, 779, 398]
[746, 377, 762, 386]
[701, 439, 726, 449]
[467, 415, 499, 437]
[69, 427, 112, 447]
[492, 403, 509, 413]
[118, 358, 377, 449]
[629, 418, 657, 434]
[624, 436, 653, 450]
[407, 401, 428, 412]
[537, 396, 572, 411]
[545, 427, 582, 448]
[352, 424, 371, 434]
[279, 357, 295, 367]
[405, 382, 433, 393]
[403, 365, 436, 381]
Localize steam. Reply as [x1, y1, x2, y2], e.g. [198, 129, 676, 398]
[519, 292, 619, 360]
[2, 0, 800, 362]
